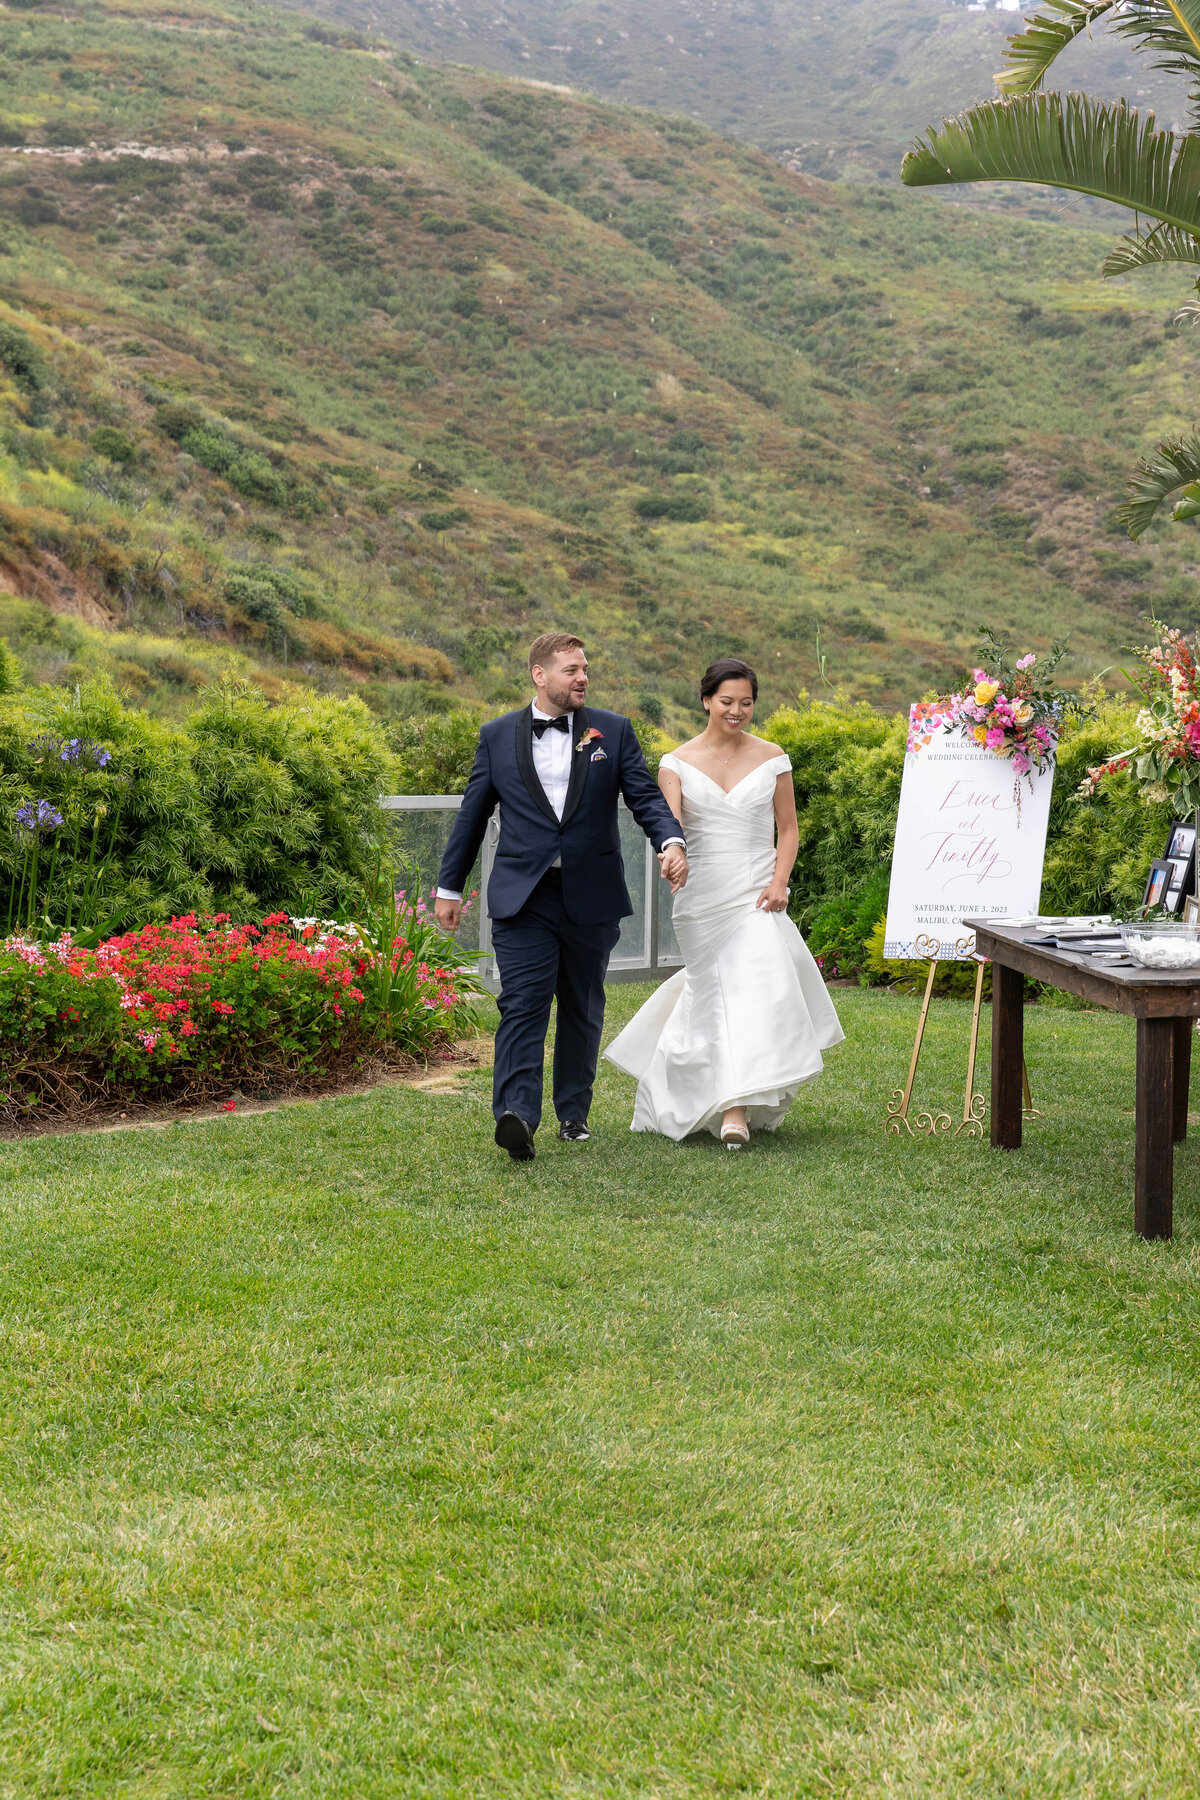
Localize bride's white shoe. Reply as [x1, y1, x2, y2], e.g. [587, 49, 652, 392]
[720, 1121, 750, 1149]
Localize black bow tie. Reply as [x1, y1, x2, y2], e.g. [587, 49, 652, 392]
[532, 715, 570, 738]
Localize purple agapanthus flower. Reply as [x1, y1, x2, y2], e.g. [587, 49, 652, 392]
[15, 799, 63, 837]
[29, 733, 64, 762]
[59, 738, 112, 769]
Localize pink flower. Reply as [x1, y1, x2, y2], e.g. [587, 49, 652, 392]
[1016, 653, 1036, 670]
[212, 1000, 235, 1015]
[985, 727, 1006, 750]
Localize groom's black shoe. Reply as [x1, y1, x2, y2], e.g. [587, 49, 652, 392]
[558, 1119, 591, 1143]
[495, 1111, 536, 1162]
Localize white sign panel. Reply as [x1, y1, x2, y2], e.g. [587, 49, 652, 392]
[884, 705, 1055, 962]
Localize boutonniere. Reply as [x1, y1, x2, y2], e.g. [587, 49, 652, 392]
[575, 727, 603, 753]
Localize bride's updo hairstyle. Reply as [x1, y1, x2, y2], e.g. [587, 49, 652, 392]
[700, 658, 758, 709]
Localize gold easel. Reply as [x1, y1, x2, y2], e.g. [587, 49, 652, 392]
[884, 936, 1037, 1137]
[884, 946, 953, 1137]
[958, 957, 988, 1137]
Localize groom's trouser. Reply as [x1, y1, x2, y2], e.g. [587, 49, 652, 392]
[490, 869, 621, 1130]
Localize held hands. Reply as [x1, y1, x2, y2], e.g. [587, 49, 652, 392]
[434, 896, 462, 934]
[658, 845, 689, 894]
[756, 881, 790, 914]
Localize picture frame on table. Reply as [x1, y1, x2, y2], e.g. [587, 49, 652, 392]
[1145, 859, 1173, 911]
[1159, 821, 1198, 916]
[1184, 895, 1200, 927]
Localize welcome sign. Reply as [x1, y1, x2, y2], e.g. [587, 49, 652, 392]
[884, 704, 1055, 962]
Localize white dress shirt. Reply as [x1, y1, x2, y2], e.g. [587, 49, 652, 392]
[436, 705, 682, 899]
[530, 701, 574, 822]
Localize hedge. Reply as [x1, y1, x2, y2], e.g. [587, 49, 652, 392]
[0, 672, 393, 930]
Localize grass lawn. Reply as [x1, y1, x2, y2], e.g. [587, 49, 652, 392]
[1, 984, 1200, 1796]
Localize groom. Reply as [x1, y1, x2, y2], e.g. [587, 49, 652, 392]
[435, 632, 688, 1162]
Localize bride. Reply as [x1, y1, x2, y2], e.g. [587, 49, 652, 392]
[605, 658, 844, 1147]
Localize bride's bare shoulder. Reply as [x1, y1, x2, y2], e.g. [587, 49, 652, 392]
[665, 735, 707, 767]
[746, 735, 789, 766]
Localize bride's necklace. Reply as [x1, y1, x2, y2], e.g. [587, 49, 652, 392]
[710, 732, 743, 767]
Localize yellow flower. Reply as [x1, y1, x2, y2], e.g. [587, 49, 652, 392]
[974, 680, 999, 706]
[1013, 701, 1033, 725]
[972, 724, 988, 744]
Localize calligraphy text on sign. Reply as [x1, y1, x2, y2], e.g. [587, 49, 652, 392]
[884, 715, 1054, 962]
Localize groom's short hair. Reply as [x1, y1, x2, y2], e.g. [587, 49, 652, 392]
[528, 631, 585, 672]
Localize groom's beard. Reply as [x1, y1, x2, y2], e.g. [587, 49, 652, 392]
[543, 678, 587, 713]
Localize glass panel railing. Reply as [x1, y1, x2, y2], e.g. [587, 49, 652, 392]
[611, 801, 649, 967]
[378, 796, 683, 985]
[379, 800, 483, 958]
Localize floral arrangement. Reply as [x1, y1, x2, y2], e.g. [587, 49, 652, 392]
[0, 903, 480, 1123]
[1079, 624, 1200, 813]
[932, 632, 1074, 788]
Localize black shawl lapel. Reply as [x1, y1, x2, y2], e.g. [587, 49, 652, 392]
[513, 705, 560, 828]
[560, 706, 590, 826]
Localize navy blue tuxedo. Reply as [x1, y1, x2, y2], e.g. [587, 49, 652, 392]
[437, 704, 684, 1134]
[437, 706, 682, 924]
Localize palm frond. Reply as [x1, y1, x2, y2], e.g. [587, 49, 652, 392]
[901, 93, 1200, 238]
[1117, 430, 1200, 536]
[995, 2, 1120, 96]
[1102, 222, 1200, 273]
[1113, 0, 1200, 86]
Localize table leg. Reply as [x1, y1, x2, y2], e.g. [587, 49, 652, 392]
[1174, 1017, 1193, 1144]
[990, 963, 1024, 1150]
[1136, 1017, 1175, 1241]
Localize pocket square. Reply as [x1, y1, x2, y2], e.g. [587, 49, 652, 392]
[590, 747, 608, 762]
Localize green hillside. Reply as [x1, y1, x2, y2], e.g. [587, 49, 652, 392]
[0, 0, 1198, 729]
[271, 0, 1193, 180]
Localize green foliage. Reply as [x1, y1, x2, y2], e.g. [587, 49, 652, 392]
[89, 426, 136, 466]
[1041, 696, 1173, 914]
[388, 708, 484, 794]
[185, 683, 392, 918]
[0, 679, 394, 928]
[902, 16, 1200, 539]
[0, 0, 1194, 732]
[0, 322, 46, 396]
[634, 493, 710, 522]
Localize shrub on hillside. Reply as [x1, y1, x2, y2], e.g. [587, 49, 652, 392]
[634, 492, 710, 522]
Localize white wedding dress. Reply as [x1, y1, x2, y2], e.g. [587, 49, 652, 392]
[605, 750, 844, 1139]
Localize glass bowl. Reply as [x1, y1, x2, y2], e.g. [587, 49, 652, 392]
[1119, 919, 1200, 971]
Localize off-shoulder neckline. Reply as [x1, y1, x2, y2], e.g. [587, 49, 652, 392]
[661, 749, 789, 798]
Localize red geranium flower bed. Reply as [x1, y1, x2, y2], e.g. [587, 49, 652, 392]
[0, 911, 478, 1124]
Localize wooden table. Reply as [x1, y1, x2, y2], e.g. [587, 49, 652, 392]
[969, 919, 1200, 1241]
